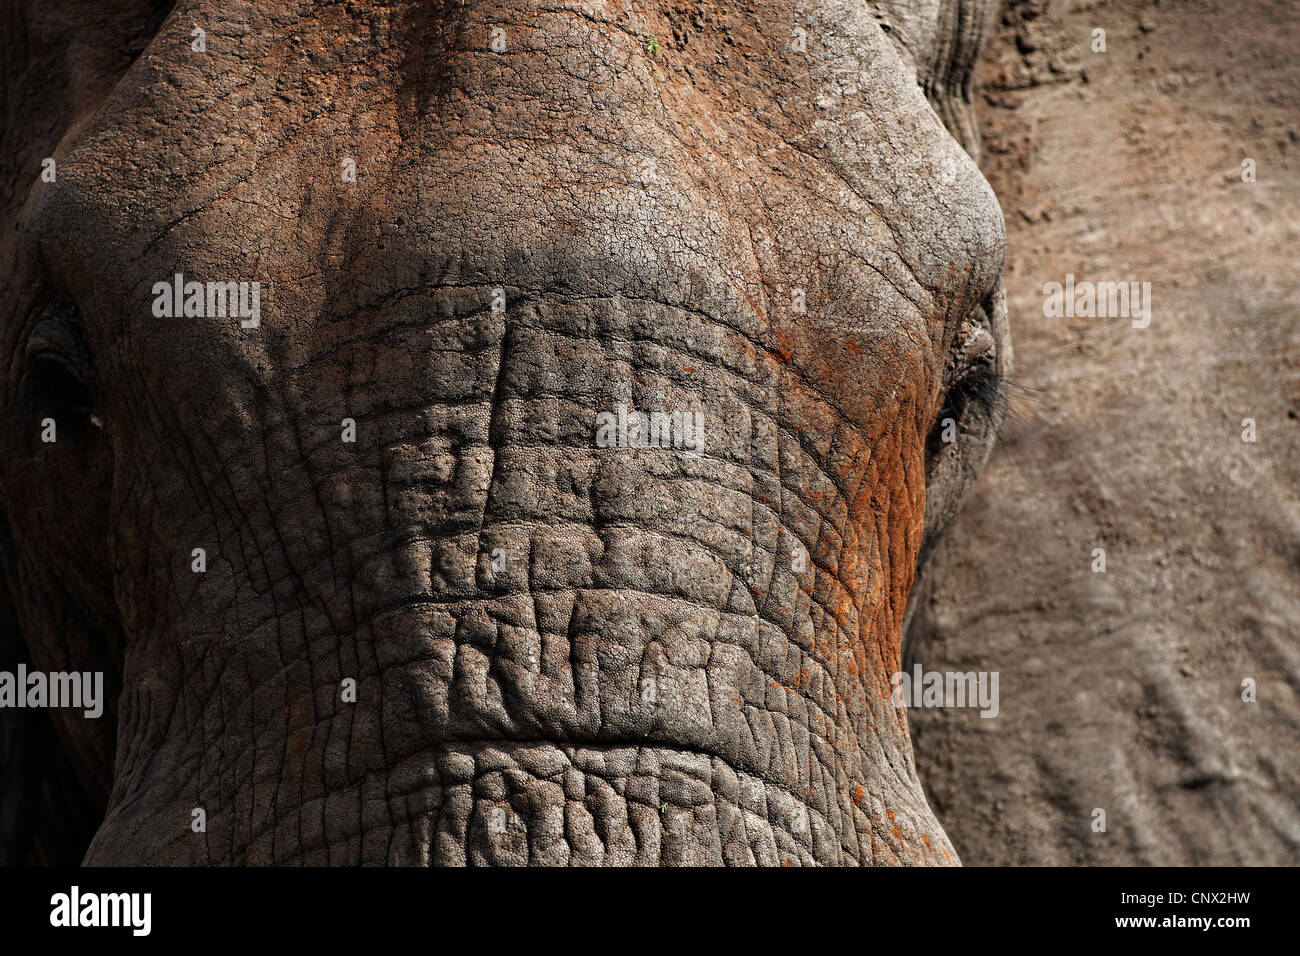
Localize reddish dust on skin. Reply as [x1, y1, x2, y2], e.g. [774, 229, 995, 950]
[732, 266, 932, 856]
[771, 332, 795, 366]
[770, 680, 804, 699]
[729, 277, 768, 324]
[885, 808, 903, 846]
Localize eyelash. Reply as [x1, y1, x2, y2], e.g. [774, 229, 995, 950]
[18, 292, 96, 430]
[25, 351, 94, 426]
[944, 366, 1006, 422]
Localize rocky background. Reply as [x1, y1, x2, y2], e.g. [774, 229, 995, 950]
[908, 0, 1300, 865]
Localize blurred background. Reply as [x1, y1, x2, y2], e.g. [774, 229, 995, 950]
[908, 0, 1300, 865]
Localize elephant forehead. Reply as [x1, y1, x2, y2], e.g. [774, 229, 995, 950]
[30, 0, 1000, 366]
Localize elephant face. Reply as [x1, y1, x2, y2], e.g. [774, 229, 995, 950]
[1, 0, 1008, 864]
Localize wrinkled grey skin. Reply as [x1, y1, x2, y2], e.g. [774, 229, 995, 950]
[0, 0, 1007, 865]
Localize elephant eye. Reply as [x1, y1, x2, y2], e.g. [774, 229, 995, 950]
[932, 297, 1007, 437]
[26, 351, 94, 427]
[942, 364, 1004, 424]
[925, 349, 1005, 470]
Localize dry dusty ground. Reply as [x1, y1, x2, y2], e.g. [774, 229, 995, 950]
[908, 0, 1300, 865]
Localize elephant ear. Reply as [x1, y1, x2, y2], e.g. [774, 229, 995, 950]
[0, 683, 102, 866]
[868, 0, 999, 160]
[0, 515, 105, 865]
[0, 0, 174, 868]
[0, 556, 35, 864]
[0, 514, 38, 864]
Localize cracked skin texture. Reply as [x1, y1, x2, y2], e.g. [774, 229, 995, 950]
[0, 0, 1007, 864]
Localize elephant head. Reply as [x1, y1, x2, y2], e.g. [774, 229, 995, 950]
[0, 0, 1008, 865]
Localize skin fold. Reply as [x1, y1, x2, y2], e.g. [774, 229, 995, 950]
[0, 0, 1008, 865]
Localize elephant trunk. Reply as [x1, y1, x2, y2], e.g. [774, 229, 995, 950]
[86, 287, 954, 865]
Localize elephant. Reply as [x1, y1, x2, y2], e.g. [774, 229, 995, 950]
[0, 0, 1009, 865]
